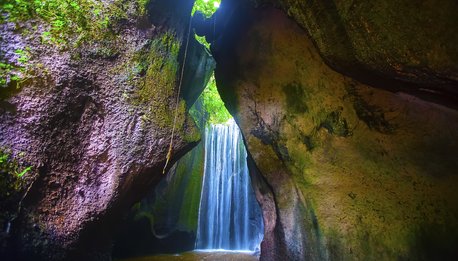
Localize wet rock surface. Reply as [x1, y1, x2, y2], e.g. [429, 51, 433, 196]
[214, 5, 458, 261]
[113, 142, 205, 258]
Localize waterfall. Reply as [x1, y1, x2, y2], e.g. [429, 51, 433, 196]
[195, 119, 264, 251]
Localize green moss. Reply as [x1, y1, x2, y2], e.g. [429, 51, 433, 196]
[179, 100, 201, 143]
[0, 0, 150, 90]
[0, 148, 34, 241]
[0, 0, 130, 47]
[177, 143, 205, 232]
[198, 74, 232, 125]
[183, 125, 200, 143]
[346, 84, 396, 134]
[0, 149, 33, 180]
[319, 110, 352, 137]
[282, 82, 309, 113]
[1, 59, 52, 99]
[136, 0, 149, 16]
[129, 31, 181, 128]
[0, 48, 31, 90]
[146, 143, 205, 234]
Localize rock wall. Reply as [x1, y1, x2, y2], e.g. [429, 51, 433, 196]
[0, 0, 213, 260]
[254, 0, 458, 106]
[215, 5, 458, 261]
[113, 136, 205, 258]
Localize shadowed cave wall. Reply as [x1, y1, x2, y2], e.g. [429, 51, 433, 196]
[212, 1, 458, 261]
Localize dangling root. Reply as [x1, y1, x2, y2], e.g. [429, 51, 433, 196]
[163, 144, 173, 174]
[162, 14, 193, 175]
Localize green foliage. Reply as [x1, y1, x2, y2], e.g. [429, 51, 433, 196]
[0, 62, 14, 87]
[14, 48, 30, 64]
[192, 74, 231, 125]
[126, 31, 187, 128]
[0, 149, 31, 207]
[0, 0, 149, 47]
[192, 0, 221, 17]
[136, 0, 149, 16]
[192, 0, 220, 48]
[0, 149, 32, 178]
[0, 0, 107, 87]
[17, 166, 32, 178]
[0, 47, 37, 89]
[194, 35, 210, 49]
[0, 0, 149, 90]
[0, 149, 34, 240]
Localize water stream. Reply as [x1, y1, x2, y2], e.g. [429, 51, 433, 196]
[195, 119, 264, 251]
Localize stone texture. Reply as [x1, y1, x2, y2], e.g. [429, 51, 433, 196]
[254, 0, 458, 106]
[215, 6, 458, 261]
[0, 0, 211, 260]
[113, 140, 205, 258]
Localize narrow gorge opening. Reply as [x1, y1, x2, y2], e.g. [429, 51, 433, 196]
[113, 80, 264, 259]
[112, 1, 264, 259]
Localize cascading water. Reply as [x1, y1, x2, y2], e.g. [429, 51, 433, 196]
[196, 119, 264, 251]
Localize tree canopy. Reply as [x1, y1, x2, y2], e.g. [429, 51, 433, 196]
[190, 1, 230, 125]
[192, 0, 221, 17]
[192, 0, 221, 48]
[191, 74, 232, 126]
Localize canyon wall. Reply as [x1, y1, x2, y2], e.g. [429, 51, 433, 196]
[0, 0, 213, 259]
[215, 4, 458, 260]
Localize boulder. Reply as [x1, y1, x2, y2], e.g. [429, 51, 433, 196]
[215, 6, 458, 260]
[0, 0, 211, 259]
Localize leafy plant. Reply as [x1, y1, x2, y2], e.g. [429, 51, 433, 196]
[17, 166, 32, 178]
[192, 0, 221, 17]
[14, 48, 30, 65]
[0, 62, 14, 87]
[0, 0, 149, 88]
[0, 0, 138, 47]
[192, 0, 221, 48]
[0, 47, 33, 89]
[194, 73, 232, 125]
[0, 149, 35, 235]
[0, 149, 32, 178]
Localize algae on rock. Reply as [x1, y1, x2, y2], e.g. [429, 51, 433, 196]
[214, 6, 458, 261]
